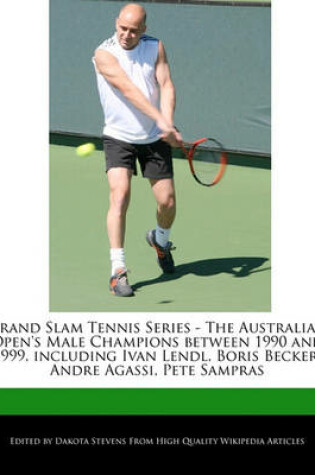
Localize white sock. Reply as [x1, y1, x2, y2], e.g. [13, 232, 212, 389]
[155, 225, 170, 248]
[110, 248, 126, 275]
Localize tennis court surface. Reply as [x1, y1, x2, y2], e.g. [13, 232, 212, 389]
[50, 144, 271, 312]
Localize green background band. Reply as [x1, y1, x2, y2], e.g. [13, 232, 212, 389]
[0, 388, 314, 415]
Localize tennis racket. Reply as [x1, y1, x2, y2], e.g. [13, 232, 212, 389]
[180, 137, 227, 187]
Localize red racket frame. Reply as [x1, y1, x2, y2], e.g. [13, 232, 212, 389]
[180, 137, 227, 187]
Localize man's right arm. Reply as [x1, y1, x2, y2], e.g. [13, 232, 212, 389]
[94, 49, 179, 145]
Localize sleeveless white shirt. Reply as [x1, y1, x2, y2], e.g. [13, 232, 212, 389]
[94, 33, 161, 144]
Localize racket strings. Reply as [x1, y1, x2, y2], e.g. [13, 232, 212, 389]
[192, 140, 223, 185]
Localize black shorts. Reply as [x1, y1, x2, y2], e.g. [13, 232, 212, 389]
[103, 135, 173, 179]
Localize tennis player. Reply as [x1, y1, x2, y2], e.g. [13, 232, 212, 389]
[93, 3, 182, 297]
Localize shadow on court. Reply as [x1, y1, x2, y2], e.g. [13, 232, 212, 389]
[133, 256, 270, 292]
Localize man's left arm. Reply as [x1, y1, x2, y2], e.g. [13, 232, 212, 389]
[155, 41, 182, 144]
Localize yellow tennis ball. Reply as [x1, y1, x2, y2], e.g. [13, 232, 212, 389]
[76, 143, 96, 157]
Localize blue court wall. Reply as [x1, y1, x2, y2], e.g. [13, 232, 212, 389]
[50, 0, 271, 155]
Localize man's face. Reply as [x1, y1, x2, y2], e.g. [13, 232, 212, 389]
[116, 16, 146, 50]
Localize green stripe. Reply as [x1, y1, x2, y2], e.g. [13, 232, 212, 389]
[0, 389, 314, 415]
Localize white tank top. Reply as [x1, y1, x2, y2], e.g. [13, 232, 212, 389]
[94, 33, 161, 144]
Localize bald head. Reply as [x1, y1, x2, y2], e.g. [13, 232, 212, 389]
[119, 4, 146, 26]
[116, 3, 147, 50]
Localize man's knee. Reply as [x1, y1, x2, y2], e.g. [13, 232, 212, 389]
[108, 168, 132, 214]
[151, 179, 176, 209]
[110, 188, 131, 214]
[157, 187, 176, 209]
[161, 195, 175, 211]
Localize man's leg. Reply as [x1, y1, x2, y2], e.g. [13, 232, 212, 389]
[146, 178, 176, 273]
[107, 167, 134, 296]
[107, 167, 132, 250]
[150, 177, 176, 234]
